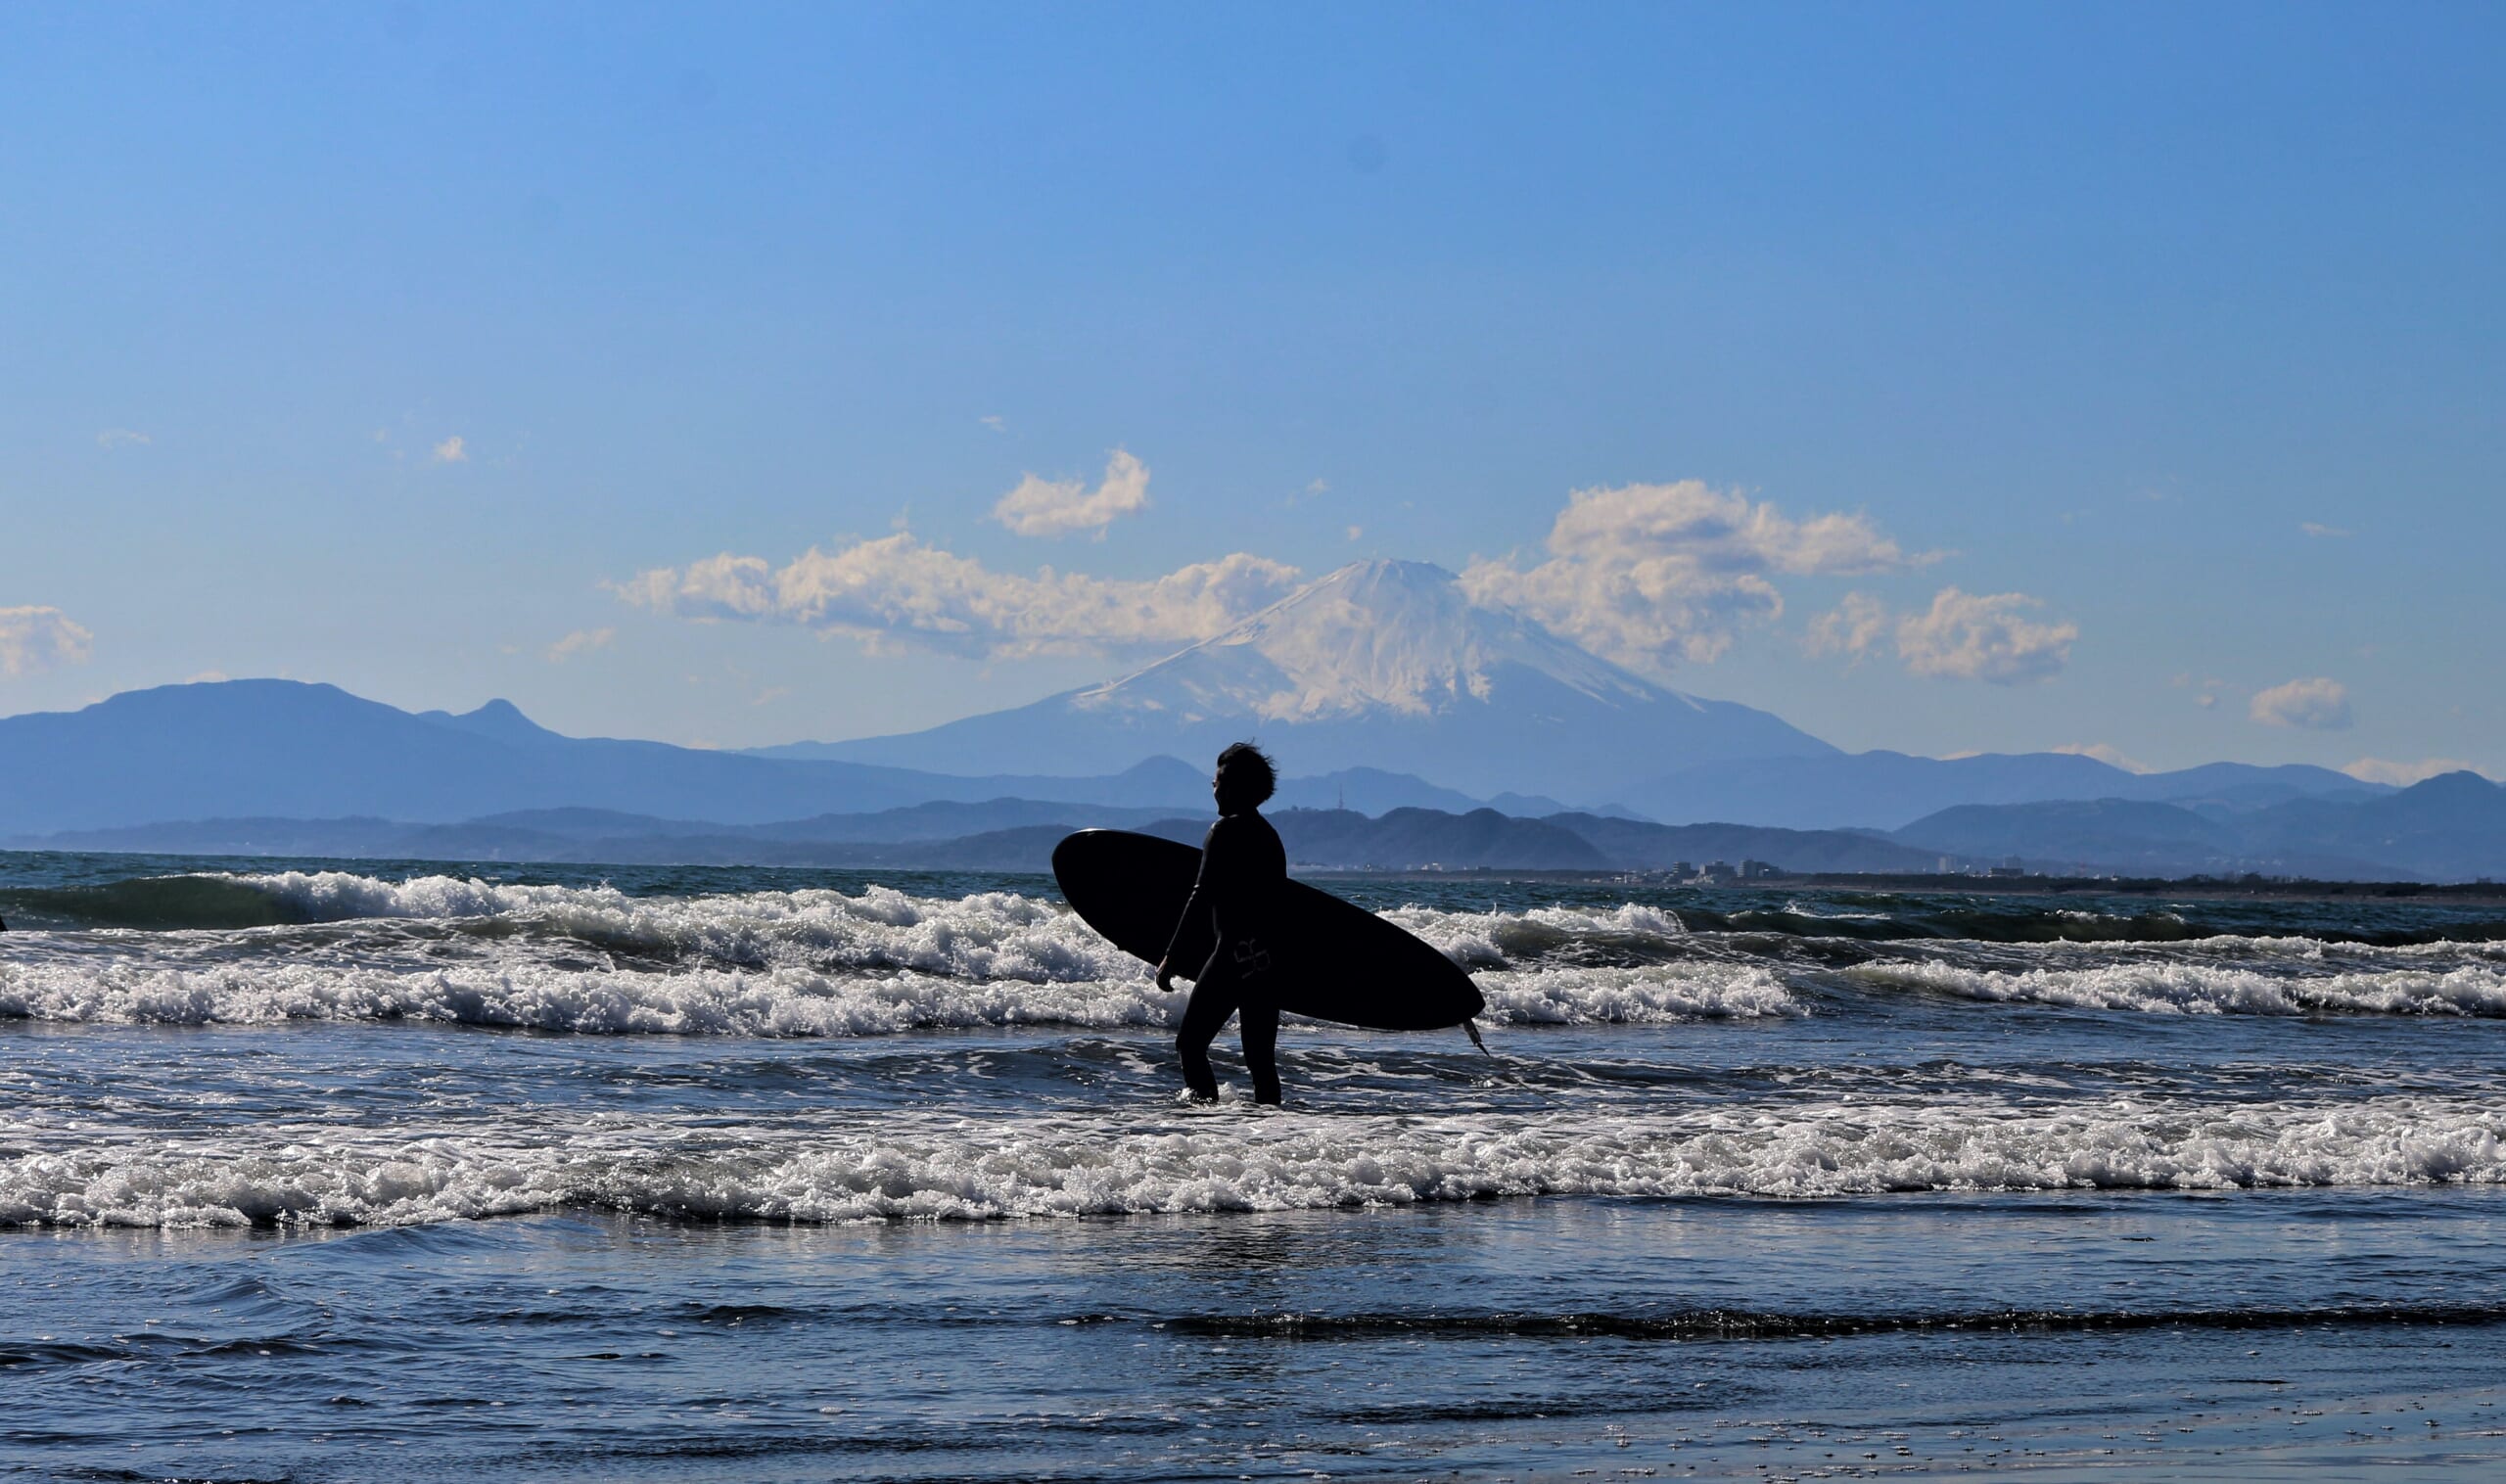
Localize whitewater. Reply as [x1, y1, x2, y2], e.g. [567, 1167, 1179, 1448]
[6, 850, 2506, 1479]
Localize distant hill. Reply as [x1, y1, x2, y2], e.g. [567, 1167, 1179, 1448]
[0, 679, 1075, 833]
[0, 680, 1529, 836]
[1893, 799, 2248, 876]
[1633, 751, 2389, 831]
[1887, 772, 2506, 882]
[1550, 814, 1947, 875]
[13, 802, 1968, 877]
[4, 673, 2475, 880]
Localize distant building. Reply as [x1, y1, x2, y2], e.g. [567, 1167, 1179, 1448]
[1738, 858, 1781, 880]
[1987, 865, 2026, 879]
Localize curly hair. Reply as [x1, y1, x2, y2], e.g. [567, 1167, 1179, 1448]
[1214, 741, 1277, 807]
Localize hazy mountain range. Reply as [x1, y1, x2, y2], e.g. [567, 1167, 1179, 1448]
[13, 803, 1945, 876]
[4, 556, 2495, 881]
[752, 561, 1836, 799]
[24, 775, 2499, 882]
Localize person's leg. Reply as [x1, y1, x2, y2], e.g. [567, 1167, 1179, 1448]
[1238, 997, 1280, 1104]
[1174, 961, 1239, 1101]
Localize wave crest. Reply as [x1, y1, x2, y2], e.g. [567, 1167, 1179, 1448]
[1849, 958, 2506, 1016]
[6, 1098, 2498, 1229]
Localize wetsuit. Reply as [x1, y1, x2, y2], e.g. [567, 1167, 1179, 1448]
[1166, 809, 1288, 1102]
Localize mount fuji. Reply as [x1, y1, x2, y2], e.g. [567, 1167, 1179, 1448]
[759, 560, 1837, 801]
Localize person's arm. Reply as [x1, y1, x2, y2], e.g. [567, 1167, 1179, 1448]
[1157, 819, 1227, 991]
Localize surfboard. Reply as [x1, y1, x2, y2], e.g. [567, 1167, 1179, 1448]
[1051, 828, 1485, 1032]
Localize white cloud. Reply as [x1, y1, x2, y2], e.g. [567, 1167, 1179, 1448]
[432, 435, 468, 463]
[2342, 757, 2492, 786]
[2299, 522, 2350, 538]
[2052, 742, 2152, 773]
[979, 415, 1006, 433]
[2173, 672, 2228, 710]
[1810, 587, 2076, 685]
[184, 669, 231, 684]
[1346, 525, 1364, 541]
[2251, 676, 2352, 730]
[1462, 480, 1918, 670]
[95, 428, 151, 449]
[1895, 588, 2076, 683]
[547, 626, 616, 663]
[619, 532, 1302, 660]
[991, 449, 1150, 538]
[0, 606, 95, 677]
[1803, 592, 1892, 665]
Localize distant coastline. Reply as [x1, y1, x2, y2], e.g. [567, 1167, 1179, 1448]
[1310, 868, 2506, 906]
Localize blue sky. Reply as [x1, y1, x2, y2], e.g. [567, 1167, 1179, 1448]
[3, 1, 2499, 780]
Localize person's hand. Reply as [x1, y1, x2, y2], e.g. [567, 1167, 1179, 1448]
[1155, 958, 1176, 994]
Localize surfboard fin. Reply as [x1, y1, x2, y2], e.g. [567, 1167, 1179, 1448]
[1462, 1017, 1490, 1056]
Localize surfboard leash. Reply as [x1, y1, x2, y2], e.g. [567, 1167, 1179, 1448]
[1462, 1016, 1491, 1057]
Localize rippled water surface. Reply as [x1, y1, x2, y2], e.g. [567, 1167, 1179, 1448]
[4, 851, 2505, 1479]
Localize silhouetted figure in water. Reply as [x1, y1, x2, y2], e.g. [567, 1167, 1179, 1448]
[1158, 742, 1288, 1103]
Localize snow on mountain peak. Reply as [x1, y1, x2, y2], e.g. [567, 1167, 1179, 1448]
[1074, 559, 1665, 724]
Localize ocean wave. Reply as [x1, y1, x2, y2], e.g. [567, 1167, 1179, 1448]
[1158, 1303, 2506, 1340]
[1847, 958, 2506, 1016]
[1473, 965, 1798, 1023]
[4, 1097, 2497, 1229]
[0, 956, 1790, 1035]
[1386, 902, 1691, 968]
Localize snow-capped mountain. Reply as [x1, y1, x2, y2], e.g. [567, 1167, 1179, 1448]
[783, 560, 1837, 800]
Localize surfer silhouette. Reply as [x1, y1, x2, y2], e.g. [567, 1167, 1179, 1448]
[1158, 742, 1289, 1103]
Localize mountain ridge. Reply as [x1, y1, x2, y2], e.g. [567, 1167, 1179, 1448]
[773, 560, 1838, 798]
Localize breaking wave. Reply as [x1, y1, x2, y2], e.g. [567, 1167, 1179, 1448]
[0, 956, 1795, 1036]
[1849, 957, 2506, 1017]
[5, 1097, 2498, 1229]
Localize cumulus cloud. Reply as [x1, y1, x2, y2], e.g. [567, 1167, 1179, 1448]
[618, 532, 1301, 659]
[1461, 480, 1918, 669]
[0, 606, 95, 677]
[546, 626, 616, 663]
[1809, 587, 2076, 685]
[2250, 676, 2352, 730]
[2343, 757, 2491, 786]
[1804, 592, 1892, 664]
[1896, 588, 2077, 683]
[432, 435, 468, 463]
[991, 449, 1150, 538]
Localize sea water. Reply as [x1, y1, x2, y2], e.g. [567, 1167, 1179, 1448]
[3, 852, 2504, 1479]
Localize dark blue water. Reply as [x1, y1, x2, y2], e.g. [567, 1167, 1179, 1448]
[4, 851, 2505, 1479]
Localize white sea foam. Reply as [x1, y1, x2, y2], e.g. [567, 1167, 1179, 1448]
[0, 872, 1802, 1032]
[1848, 958, 2506, 1016]
[0, 955, 1790, 1035]
[234, 873, 1134, 981]
[1385, 901, 1690, 968]
[1474, 965, 1798, 1023]
[5, 1097, 2497, 1229]
[0, 959, 1183, 1036]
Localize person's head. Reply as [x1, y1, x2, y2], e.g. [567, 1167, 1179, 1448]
[1213, 741, 1276, 814]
